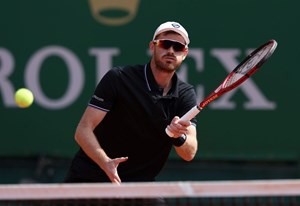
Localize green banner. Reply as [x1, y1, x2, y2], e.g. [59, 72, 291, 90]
[0, 0, 299, 161]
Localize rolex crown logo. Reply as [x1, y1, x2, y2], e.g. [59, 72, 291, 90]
[88, 0, 140, 26]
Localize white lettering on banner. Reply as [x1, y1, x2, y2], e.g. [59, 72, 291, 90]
[185, 49, 205, 108]
[188, 49, 205, 72]
[0, 46, 276, 110]
[89, 48, 120, 82]
[211, 49, 276, 109]
[25, 46, 84, 109]
[0, 48, 16, 106]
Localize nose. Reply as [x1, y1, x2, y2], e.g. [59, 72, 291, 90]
[166, 45, 175, 54]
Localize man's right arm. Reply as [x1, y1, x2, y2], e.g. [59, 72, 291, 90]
[74, 106, 128, 184]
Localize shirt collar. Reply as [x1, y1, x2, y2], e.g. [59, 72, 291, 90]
[144, 63, 179, 98]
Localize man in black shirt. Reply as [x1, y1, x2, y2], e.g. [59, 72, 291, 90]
[65, 21, 198, 184]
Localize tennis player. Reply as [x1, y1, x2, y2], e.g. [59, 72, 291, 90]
[65, 21, 198, 185]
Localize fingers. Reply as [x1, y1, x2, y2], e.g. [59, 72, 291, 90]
[168, 116, 191, 137]
[111, 177, 121, 185]
[176, 116, 192, 127]
[115, 157, 129, 163]
[106, 157, 128, 184]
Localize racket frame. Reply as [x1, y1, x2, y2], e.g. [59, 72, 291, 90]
[166, 39, 278, 137]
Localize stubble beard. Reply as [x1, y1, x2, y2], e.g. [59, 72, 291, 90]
[154, 54, 181, 74]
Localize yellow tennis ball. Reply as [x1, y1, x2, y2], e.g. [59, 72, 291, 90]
[15, 88, 34, 108]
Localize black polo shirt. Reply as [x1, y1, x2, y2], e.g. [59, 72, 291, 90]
[68, 63, 197, 182]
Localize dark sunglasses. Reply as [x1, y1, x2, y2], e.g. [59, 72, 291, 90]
[153, 39, 187, 52]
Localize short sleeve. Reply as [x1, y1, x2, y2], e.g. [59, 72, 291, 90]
[88, 68, 119, 112]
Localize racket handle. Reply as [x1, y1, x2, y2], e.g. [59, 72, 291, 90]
[180, 105, 201, 121]
[165, 106, 201, 137]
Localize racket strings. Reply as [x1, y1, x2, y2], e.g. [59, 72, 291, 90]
[223, 44, 274, 88]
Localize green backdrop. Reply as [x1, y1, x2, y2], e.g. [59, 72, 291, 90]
[0, 0, 299, 161]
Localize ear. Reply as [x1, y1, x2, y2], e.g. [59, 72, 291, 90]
[149, 41, 155, 54]
[182, 48, 189, 60]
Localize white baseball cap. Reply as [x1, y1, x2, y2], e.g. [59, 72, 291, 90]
[152, 21, 190, 45]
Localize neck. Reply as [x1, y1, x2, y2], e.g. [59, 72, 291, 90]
[162, 81, 172, 96]
[150, 61, 174, 95]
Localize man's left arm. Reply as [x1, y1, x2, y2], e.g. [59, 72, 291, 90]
[168, 117, 198, 161]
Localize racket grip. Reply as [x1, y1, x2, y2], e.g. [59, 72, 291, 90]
[180, 105, 201, 121]
[165, 106, 201, 137]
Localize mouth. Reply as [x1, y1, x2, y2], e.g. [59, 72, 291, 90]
[164, 55, 176, 61]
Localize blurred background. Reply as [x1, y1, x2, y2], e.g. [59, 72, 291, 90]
[0, 0, 299, 184]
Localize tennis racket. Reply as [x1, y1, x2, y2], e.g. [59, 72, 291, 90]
[166, 39, 278, 137]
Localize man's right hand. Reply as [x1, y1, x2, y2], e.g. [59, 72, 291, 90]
[101, 157, 128, 184]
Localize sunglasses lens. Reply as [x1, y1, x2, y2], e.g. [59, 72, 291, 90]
[156, 40, 185, 52]
[173, 42, 185, 51]
[160, 40, 171, 50]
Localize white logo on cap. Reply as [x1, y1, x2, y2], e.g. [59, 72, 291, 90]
[171, 23, 180, 28]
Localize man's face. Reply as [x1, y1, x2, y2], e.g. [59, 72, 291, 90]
[150, 32, 188, 73]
